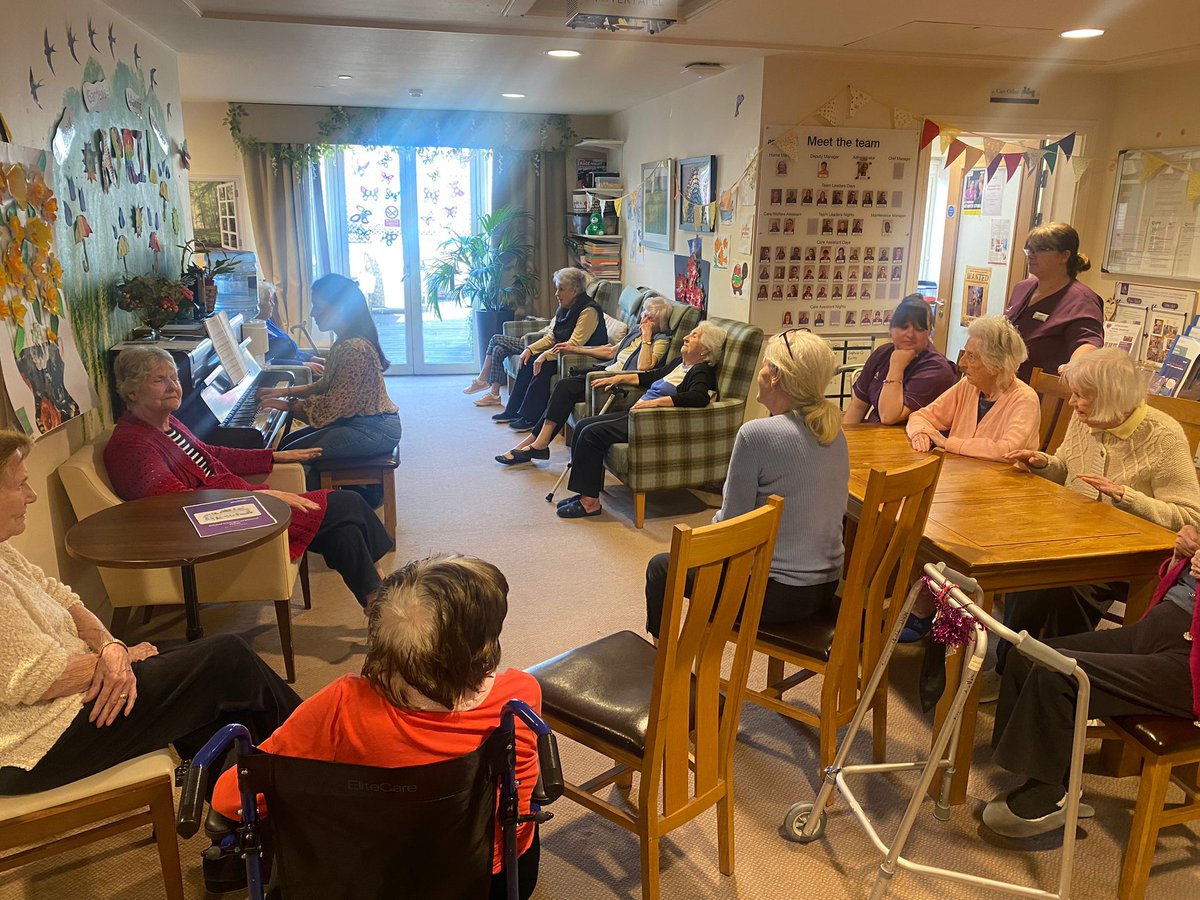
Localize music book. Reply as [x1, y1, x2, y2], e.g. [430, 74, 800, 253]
[184, 495, 278, 538]
[204, 311, 250, 384]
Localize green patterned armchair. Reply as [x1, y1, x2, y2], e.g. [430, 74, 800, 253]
[579, 315, 764, 528]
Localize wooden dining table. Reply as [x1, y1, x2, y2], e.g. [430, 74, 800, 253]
[843, 425, 1176, 805]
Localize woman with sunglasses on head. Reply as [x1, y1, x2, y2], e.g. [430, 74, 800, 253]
[1003, 222, 1103, 382]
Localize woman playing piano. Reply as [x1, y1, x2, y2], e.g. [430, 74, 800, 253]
[106, 347, 393, 610]
[257, 274, 403, 506]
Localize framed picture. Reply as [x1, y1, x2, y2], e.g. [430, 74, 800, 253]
[640, 158, 674, 252]
[679, 155, 717, 233]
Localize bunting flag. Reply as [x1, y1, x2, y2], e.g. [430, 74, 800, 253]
[706, 201, 719, 225]
[893, 108, 921, 130]
[1003, 153, 1024, 182]
[1058, 132, 1076, 160]
[848, 87, 872, 119]
[1188, 172, 1200, 206]
[774, 129, 802, 160]
[986, 153, 1005, 182]
[919, 118, 941, 151]
[1141, 154, 1168, 182]
[1069, 159, 1090, 182]
[938, 128, 962, 155]
[961, 146, 984, 172]
[944, 139, 968, 167]
[613, 197, 622, 217]
[816, 96, 840, 125]
[1043, 148, 1058, 174]
[983, 137, 1005, 160]
[1023, 150, 1042, 174]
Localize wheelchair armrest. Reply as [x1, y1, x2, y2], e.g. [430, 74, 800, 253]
[176, 723, 255, 838]
[534, 732, 564, 803]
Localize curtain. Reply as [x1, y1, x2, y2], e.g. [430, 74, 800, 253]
[492, 151, 568, 319]
[240, 145, 316, 332]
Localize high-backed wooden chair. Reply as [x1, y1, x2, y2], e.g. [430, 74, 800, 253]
[0, 750, 183, 898]
[739, 456, 943, 776]
[1146, 393, 1200, 459]
[527, 497, 783, 900]
[1102, 714, 1200, 899]
[1030, 367, 1073, 453]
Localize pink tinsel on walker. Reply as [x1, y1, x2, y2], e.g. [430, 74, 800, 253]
[920, 575, 976, 648]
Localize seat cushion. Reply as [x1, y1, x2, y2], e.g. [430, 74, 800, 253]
[309, 446, 400, 471]
[0, 749, 177, 820]
[528, 631, 658, 758]
[1112, 715, 1200, 756]
[754, 605, 839, 663]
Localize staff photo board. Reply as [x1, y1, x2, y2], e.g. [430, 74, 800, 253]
[750, 125, 919, 334]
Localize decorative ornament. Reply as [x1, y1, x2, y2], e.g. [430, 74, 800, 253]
[983, 138, 1005, 160]
[28, 69, 45, 110]
[919, 119, 941, 151]
[1058, 132, 1076, 160]
[1141, 154, 1167, 183]
[848, 87, 871, 119]
[893, 108, 920, 130]
[816, 96, 840, 126]
[1188, 172, 1200, 206]
[938, 128, 962, 155]
[922, 577, 976, 649]
[584, 211, 604, 235]
[961, 145, 984, 172]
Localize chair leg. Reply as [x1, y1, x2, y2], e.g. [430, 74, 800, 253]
[614, 767, 633, 790]
[765, 656, 785, 692]
[109, 606, 133, 638]
[141, 606, 154, 625]
[634, 492, 646, 529]
[639, 824, 661, 900]
[320, 471, 333, 491]
[382, 471, 397, 543]
[1118, 756, 1171, 900]
[149, 778, 185, 900]
[299, 555, 312, 610]
[274, 600, 296, 683]
[717, 787, 735, 876]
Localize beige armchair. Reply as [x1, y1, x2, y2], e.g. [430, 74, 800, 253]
[58, 432, 310, 682]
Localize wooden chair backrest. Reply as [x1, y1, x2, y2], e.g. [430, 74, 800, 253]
[1146, 393, 1200, 459]
[648, 496, 782, 819]
[828, 455, 943, 714]
[1030, 367, 1073, 453]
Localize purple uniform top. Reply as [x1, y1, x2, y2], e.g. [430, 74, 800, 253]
[1003, 277, 1103, 382]
[852, 344, 960, 424]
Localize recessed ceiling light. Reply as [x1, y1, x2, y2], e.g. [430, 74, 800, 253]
[546, 49, 581, 58]
[337, 74, 353, 80]
[1060, 28, 1104, 39]
[501, 92, 526, 99]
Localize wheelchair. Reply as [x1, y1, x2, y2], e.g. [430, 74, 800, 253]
[176, 700, 563, 899]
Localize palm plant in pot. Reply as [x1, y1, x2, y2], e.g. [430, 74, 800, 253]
[423, 205, 540, 366]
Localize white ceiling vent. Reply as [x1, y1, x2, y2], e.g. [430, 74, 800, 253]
[565, 0, 679, 34]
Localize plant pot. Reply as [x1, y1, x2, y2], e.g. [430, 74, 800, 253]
[473, 308, 516, 368]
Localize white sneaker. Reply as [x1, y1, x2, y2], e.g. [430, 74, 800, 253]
[474, 393, 502, 407]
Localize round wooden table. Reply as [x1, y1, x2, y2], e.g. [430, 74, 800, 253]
[65, 489, 292, 641]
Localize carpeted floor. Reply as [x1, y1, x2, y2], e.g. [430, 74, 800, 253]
[4, 375, 1198, 899]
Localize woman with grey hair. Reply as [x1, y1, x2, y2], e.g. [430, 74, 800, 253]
[498, 295, 676, 465]
[557, 321, 726, 519]
[210, 554, 544, 898]
[994, 347, 1200, 666]
[906, 316, 1040, 462]
[644, 328, 849, 637]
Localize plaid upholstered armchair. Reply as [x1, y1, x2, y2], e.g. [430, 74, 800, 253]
[580, 316, 764, 528]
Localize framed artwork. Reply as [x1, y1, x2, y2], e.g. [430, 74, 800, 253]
[679, 155, 717, 233]
[640, 158, 674, 252]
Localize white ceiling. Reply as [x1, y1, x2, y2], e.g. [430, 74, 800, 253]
[101, 0, 1200, 114]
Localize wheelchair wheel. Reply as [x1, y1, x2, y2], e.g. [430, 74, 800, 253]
[783, 801, 826, 843]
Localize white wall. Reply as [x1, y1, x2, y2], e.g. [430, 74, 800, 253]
[182, 101, 257, 254]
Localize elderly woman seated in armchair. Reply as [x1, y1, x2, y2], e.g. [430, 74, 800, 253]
[0, 430, 300, 795]
[555, 321, 727, 520]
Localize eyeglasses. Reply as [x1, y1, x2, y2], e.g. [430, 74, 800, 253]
[1023, 247, 1056, 256]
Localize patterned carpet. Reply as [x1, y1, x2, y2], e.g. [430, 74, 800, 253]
[3, 375, 1198, 899]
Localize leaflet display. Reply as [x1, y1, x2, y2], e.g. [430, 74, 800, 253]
[1104, 146, 1200, 282]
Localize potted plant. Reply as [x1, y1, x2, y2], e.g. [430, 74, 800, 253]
[116, 274, 194, 337]
[179, 239, 241, 317]
[423, 205, 539, 366]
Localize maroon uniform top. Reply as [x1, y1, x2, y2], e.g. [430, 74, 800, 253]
[1003, 277, 1103, 382]
[852, 344, 959, 424]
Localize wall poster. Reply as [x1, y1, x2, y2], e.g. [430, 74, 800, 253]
[750, 125, 919, 334]
[1104, 146, 1200, 282]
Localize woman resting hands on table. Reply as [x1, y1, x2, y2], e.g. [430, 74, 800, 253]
[0, 429, 300, 795]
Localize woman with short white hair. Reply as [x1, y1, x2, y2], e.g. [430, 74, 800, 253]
[906, 316, 1040, 462]
[643, 328, 849, 637]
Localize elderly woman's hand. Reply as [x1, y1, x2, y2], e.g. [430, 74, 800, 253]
[1006, 449, 1049, 470]
[84, 643, 137, 727]
[274, 448, 322, 464]
[260, 489, 321, 512]
[533, 352, 550, 377]
[1174, 525, 1200, 561]
[592, 373, 634, 391]
[910, 433, 934, 452]
[1075, 473, 1126, 502]
[127, 641, 158, 662]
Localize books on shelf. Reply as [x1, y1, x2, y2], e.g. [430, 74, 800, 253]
[576, 237, 621, 278]
[1150, 333, 1200, 397]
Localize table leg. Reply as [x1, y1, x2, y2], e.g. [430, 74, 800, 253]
[1123, 574, 1157, 624]
[928, 591, 994, 806]
[181, 564, 204, 641]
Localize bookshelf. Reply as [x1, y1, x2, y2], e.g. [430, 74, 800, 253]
[571, 140, 624, 281]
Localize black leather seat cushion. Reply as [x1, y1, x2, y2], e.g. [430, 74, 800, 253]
[753, 605, 839, 663]
[1113, 714, 1200, 755]
[309, 445, 399, 471]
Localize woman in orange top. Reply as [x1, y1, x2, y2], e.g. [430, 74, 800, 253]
[212, 555, 542, 898]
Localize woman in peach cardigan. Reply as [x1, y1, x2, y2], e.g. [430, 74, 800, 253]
[905, 316, 1040, 462]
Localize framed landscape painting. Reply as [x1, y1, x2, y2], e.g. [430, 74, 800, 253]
[640, 158, 674, 252]
[679, 155, 717, 233]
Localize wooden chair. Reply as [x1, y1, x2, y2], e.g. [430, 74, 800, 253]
[739, 455, 943, 778]
[1030, 366, 1073, 453]
[309, 445, 400, 541]
[527, 497, 783, 900]
[1146, 393, 1200, 459]
[1102, 714, 1200, 899]
[0, 750, 183, 899]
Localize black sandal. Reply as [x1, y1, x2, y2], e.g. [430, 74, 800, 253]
[495, 447, 549, 466]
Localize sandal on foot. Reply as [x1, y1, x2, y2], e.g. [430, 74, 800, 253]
[463, 378, 490, 395]
[557, 499, 602, 519]
[474, 393, 502, 407]
[495, 447, 549, 466]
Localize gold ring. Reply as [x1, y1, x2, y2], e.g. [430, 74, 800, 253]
[119, 693, 128, 699]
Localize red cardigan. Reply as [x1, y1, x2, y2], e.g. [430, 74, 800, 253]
[104, 412, 329, 559]
[1149, 556, 1200, 719]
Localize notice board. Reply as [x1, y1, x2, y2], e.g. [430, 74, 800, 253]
[1104, 146, 1200, 282]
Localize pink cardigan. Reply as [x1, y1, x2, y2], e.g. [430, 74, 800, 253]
[905, 376, 1040, 462]
[1148, 556, 1200, 719]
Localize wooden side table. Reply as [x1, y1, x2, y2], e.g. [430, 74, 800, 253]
[66, 490, 292, 641]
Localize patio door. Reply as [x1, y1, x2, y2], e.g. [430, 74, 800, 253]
[324, 146, 490, 374]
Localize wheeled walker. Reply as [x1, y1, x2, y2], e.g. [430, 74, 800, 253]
[784, 562, 1092, 899]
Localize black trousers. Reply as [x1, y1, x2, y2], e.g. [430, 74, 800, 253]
[307, 489, 394, 607]
[503, 357, 559, 423]
[0, 634, 302, 795]
[991, 601, 1194, 787]
[644, 551, 840, 639]
[995, 581, 1126, 673]
[538, 372, 592, 437]
[566, 411, 629, 498]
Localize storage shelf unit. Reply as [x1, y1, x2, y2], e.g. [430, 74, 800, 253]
[569, 140, 625, 282]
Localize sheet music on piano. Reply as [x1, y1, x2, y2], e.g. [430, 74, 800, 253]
[204, 312, 251, 385]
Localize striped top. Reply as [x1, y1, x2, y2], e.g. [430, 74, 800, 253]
[165, 425, 214, 477]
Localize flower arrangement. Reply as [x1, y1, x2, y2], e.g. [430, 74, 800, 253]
[117, 274, 193, 333]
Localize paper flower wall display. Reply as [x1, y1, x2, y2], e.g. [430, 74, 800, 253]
[0, 162, 64, 341]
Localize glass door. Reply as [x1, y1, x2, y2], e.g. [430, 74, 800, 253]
[327, 146, 489, 375]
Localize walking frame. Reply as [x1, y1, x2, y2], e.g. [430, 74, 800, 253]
[785, 562, 1093, 900]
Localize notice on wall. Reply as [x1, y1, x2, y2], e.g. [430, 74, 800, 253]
[981, 175, 1005, 216]
[960, 266, 991, 325]
[751, 125, 919, 333]
[988, 219, 1011, 265]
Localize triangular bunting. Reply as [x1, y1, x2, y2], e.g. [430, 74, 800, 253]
[706, 201, 719, 226]
[983, 138, 1005, 160]
[944, 139, 968, 168]
[939, 128, 962, 155]
[613, 198, 622, 217]
[961, 146, 984, 172]
[1043, 148, 1058, 174]
[1003, 153, 1024, 181]
[1188, 172, 1200, 206]
[1141, 154, 1168, 182]
[987, 154, 1004, 182]
[816, 96, 840, 125]
[893, 108, 920, 130]
[848, 87, 872, 119]
[774, 129, 801, 160]
[1023, 151, 1042, 174]
[1057, 132, 1076, 160]
[919, 119, 941, 151]
[1069, 159, 1090, 182]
